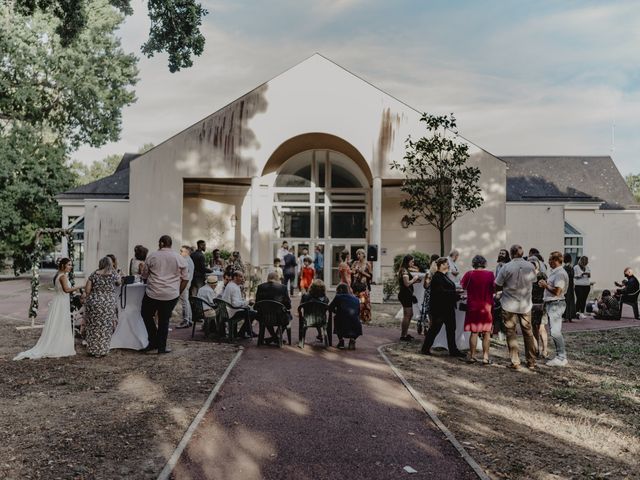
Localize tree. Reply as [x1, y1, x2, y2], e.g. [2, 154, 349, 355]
[391, 113, 484, 256]
[625, 173, 640, 203]
[72, 143, 155, 185]
[14, 0, 208, 73]
[0, 1, 138, 272]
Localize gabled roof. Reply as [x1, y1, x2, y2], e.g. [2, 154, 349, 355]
[56, 153, 140, 200]
[502, 156, 637, 210]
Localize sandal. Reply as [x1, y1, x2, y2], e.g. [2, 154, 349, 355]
[482, 359, 493, 365]
[465, 357, 478, 364]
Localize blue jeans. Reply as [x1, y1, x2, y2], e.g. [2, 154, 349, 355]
[545, 300, 566, 360]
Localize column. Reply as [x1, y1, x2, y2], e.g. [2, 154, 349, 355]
[372, 176, 382, 283]
[250, 176, 260, 270]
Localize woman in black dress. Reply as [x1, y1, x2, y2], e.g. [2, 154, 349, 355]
[421, 257, 464, 357]
[562, 253, 576, 322]
[398, 255, 421, 341]
[329, 283, 362, 350]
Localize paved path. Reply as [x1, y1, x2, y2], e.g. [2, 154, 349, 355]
[171, 307, 477, 480]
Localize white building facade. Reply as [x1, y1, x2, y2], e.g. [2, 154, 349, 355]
[58, 55, 639, 291]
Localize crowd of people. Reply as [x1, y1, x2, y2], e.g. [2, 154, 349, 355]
[13, 235, 639, 365]
[401, 245, 640, 370]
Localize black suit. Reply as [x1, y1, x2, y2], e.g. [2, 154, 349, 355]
[422, 271, 461, 355]
[618, 275, 640, 318]
[256, 281, 291, 310]
[190, 250, 211, 294]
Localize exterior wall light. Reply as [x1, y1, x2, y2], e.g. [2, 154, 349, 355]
[400, 215, 411, 229]
[230, 214, 237, 228]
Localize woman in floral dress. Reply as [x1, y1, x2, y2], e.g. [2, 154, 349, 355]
[84, 256, 120, 357]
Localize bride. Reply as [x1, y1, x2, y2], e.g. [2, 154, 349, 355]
[14, 258, 82, 360]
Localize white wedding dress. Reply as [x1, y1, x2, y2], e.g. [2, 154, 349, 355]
[14, 274, 76, 360]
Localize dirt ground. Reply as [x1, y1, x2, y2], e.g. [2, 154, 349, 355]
[0, 313, 237, 480]
[385, 328, 640, 480]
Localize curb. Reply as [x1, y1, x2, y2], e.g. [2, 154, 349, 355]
[377, 343, 491, 480]
[157, 347, 244, 480]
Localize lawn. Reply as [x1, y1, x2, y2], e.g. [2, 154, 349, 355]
[385, 327, 640, 480]
[0, 314, 238, 479]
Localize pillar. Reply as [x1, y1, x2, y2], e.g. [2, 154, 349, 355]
[250, 176, 260, 269]
[372, 176, 382, 283]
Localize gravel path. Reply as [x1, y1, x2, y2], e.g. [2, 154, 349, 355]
[171, 302, 477, 480]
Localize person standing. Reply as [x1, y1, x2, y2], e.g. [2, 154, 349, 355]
[14, 258, 81, 360]
[129, 245, 148, 276]
[141, 235, 189, 354]
[495, 249, 510, 277]
[574, 256, 591, 315]
[299, 257, 315, 294]
[494, 244, 538, 370]
[460, 255, 495, 364]
[421, 257, 465, 357]
[282, 247, 297, 296]
[398, 254, 420, 341]
[338, 250, 352, 292]
[190, 240, 212, 297]
[314, 245, 324, 280]
[277, 241, 290, 264]
[562, 253, 576, 322]
[447, 249, 461, 287]
[269, 257, 284, 283]
[177, 246, 195, 329]
[529, 257, 549, 359]
[84, 256, 121, 357]
[539, 251, 570, 367]
[210, 249, 226, 273]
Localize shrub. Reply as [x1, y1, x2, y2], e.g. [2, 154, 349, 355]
[393, 251, 432, 273]
[383, 274, 399, 301]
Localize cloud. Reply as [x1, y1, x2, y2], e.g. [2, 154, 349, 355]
[73, 1, 640, 176]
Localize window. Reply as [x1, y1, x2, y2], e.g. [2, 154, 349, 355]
[564, 221, 583, 265]
[69, 216, 85, 273]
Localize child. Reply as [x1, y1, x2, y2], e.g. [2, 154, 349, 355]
[299, 257, 315, 294]
[271, 257, 284, 283]
[353, 281, 371, 324]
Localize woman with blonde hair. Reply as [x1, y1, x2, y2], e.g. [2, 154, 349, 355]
[84, 256, 120, 357]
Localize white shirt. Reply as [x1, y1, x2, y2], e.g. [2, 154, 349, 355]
[574, 265, 591, 286]
[495, 257, 537, 314]
[184, 255, 195, 285]
[220, 281, 249, 317]
[447, 257, 460, 286]
[544, 266, 569, 302]
[277, 247, 289, 263]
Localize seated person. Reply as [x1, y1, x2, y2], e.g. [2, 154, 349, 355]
[594, 290, 620, 320]
[255, 271, 292, 343]
[197, 275, 220, 318]
[219, 271, 256, 338]
[615, 268, 640, 319]
[329, 283, 363, 350]
[299, 279, 330, 341]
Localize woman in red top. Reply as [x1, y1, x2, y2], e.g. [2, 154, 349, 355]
[460, 255, 495, 364]
[299, 257, 315, 294]
[338, 251, 352, 293]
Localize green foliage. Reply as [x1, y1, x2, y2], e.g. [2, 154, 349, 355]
[393, 251, 432, 273]
[14, 0, 208, 73]
[219, 249, 232, 261]
[625, 173, 640, 203]
[391, 113, 484, 256]
[382, 274, 399, 301]
[71, 154, 121, 185]
[0, 1, 137, 272]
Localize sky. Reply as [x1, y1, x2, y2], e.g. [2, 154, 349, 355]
[74, 0, 640, 175]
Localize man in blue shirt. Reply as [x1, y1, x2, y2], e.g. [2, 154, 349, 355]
[314, 245, 324, 281]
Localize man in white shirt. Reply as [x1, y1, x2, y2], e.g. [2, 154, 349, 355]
[177, 245, 195, 329]
[495, 244, 538, 370]
[539, 251, 569, 367]
[220, 271, 256, 338]
[197, 275, 219, 311]
[277, 241, 290, 264]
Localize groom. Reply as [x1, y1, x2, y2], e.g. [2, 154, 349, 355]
[141, 235, 189, 354]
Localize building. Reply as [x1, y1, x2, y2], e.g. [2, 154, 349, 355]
[57, 54, 640, 291]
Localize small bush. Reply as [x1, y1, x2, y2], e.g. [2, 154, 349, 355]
[393, 251, 432, 273]
[383, 274, 399, 300]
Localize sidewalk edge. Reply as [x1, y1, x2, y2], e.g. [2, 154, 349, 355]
[157, 347, 244, 480]
[377, 343, 491, 480]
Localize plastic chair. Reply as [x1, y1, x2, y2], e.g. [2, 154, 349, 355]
[211, 298, 244, 341]
[298, 300, 331, 348]
[254, 300, 291, 347]
[189, 296, 218, 338]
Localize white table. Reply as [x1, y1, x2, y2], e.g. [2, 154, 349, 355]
[110, 283, 149, 350]
[394, 272, 478, 351]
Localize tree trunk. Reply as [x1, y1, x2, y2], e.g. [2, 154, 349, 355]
[439, 227, 445, 257]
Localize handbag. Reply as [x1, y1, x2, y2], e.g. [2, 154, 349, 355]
[119, 276, 135, 309]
